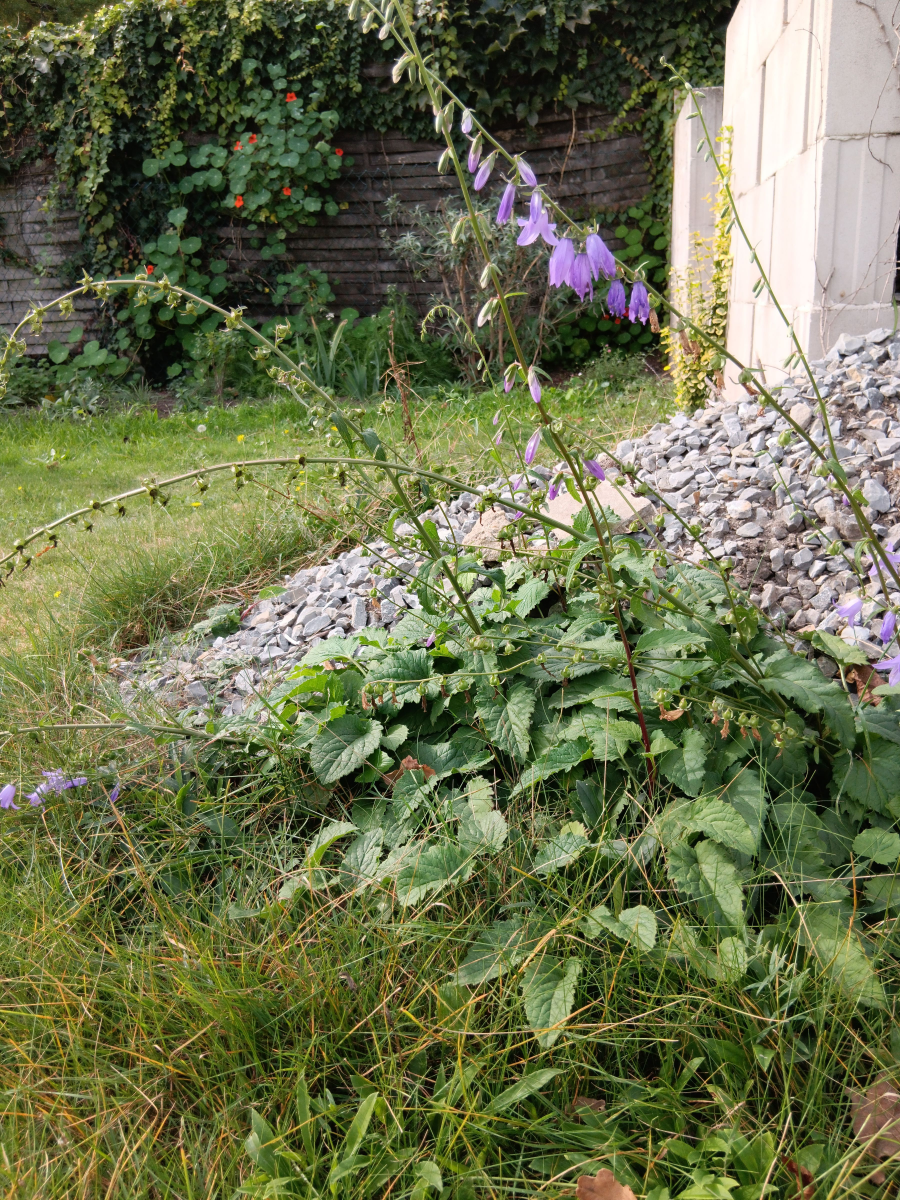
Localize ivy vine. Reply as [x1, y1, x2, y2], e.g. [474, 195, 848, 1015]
[0, 0, 736, 380]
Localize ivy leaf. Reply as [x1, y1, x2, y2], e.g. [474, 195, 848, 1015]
[853, 828, 900, 865]
[797, 903, 886, 1008]
[309, 715, 383, 784]
[760, 654, 856, 748]
[395, 842, 472, 906]
[520, 956, 581, 1048]
[453, 917, 556, 985]
[510, 737, 591, 796]
[533, 821, 589, 875]
[476, 681, 535, 762]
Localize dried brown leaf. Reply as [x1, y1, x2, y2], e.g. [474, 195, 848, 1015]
[384, 755, 437, 787]
[850, 1072, 900, 1185]
[576, 1168, 637, 1200]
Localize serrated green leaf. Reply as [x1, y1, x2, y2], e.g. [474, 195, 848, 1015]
[510, 737, 590, 796]
[452, 917, 556, 985]
[511, 577, 551, 616]
[812, 628, 869, 666]
[412, 731, 492, 778]
[833, 740, 900, 814]
[395, 842, 472, 906]
[380, 723, 408, 752]
[853, 827, 900, 864]
[582, 903, 657, 950]
[636, 629, 709, 653]
[476, 681, 534, 762]
[458, 787, 508, 854]
[521, 957, 580, 1048]
[533, 821, 588, 875]
[684, 795, 756, 855]
[660, 728, 708, 797]
[695, 840, 746, 931]
[340, 830, 385, 890]
[760, 653, 855, 748]
[309, 715, 383, 784]
[797, 903, 885, 1007]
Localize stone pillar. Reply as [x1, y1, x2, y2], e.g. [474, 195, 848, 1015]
[723, 0, 900, 395]
[670, 86, 724, 288]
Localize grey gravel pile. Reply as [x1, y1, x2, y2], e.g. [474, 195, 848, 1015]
[109, 324, 900, 716]
[619, 325, 900, 664]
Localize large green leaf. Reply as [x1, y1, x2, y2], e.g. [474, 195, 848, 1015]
[533, 822, 589, 875]
[797, 903, 885, 1008]
[760, 654, 855, 748]
[563, 711, 642, 761]
[458, 785, 508, 854]
[412, 731, 492, 779]
[520, 956, 581, 1048]
[476, 682, 535, 762]
[582, 903, 657, 950]
[510, 737, 590, 795]
[367, 649, 439, 705]
[339, 830, 385, 890]
[395, 842, 472, 906]
[853, 827, 900, 864]
[453, 917, 556, 985]
[684, 795, 756, 855]
[511, 577, 551, 616]
[833, 740, 900, 815]
[309, 715, 383, 784]
[695, 839, 746, 932]
[660, 727, 708, 797]
[720, 768, 767, 850]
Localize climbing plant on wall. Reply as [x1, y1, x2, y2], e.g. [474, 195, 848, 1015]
[0, 0, 737, 378]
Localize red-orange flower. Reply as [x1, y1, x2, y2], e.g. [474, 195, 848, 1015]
[286, 91, 296, 102]
[234, 195, 244, 208]
[234, 140, 242, 150]
[146, 264, 155, 274]
[335, 148, 343, 156]
[248, 134, 257, 144]
[282, 186, 291, 196]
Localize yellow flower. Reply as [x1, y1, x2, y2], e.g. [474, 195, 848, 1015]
[54, 590, 61, 598]
[237, 434, 245, 443]
[191, 501, 202, 508]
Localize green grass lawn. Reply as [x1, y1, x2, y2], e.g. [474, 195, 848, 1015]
[8, 363, 887, 1200]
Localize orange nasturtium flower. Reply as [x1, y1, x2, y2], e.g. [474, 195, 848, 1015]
[286, 91, 297, 102]
[234, 195, 244, 208]
[248, 134, 257, 144]
[234, 140, 242, 151]
[282, 186, 291, 196]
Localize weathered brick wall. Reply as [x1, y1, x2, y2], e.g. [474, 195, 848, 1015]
[0, 159, 94, 355]
[1, 108, 649, 352]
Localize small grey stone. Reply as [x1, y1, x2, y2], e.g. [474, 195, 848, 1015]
[834, 334, 866, 357]
[185, 681, 209, 705]
[867, 327, 893, 344]
[350, 597, 368, 630]
[781, 596, 803, 616]
[304, 615, 332, 637]
[862, 477, 891, 513]
[789, 402, 814, 430]
[234, 669, 257, 695]
[810, 586, 837, 611]
[834, 510, 863, 542]
[299, 606, 324, 627]
[809, 560, 828, 580]
[726, 499, 754, 520]
[792, 548, 814, 569]
[380, 600, 397, 623]
[867, 388, 886, 409]
[817, 656, 839, 678]
[736, 522, 764, 538]
[769, 546, 785, 572]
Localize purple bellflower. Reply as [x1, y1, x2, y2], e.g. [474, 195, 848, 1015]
[504, 376, 514, 393]
[467, 138, 482, 173]
[583, 458, 606, 482]
[517, 193, 557, 246]
[26, 769, 88, 806]
[0, 784, 18, 811]
[473, 152, 496, 191]
[494, 429, 503, 445]
[496, 182, 516, 225]
[425, 632, 436, 648]
[585, 233, 616, 280]
[548, 238, 575, 287]
[517, 158, 537, 186]
[629, 281, 650, 324]
[527, 366, 542, 404]
[881, 610, 897, 645]
[492, 410, 500, 425]
[570, 254, 593, 302]
[109, 784, 121, 804]
[876, 653, 900, 686]
[524, 428, 541, 465]
[868, 541, 900, 579]
[835, 596, 864, 626]
[607, 279, 627, 318]
[548, 475, 563, 501]
[460, 109, 474, 134]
